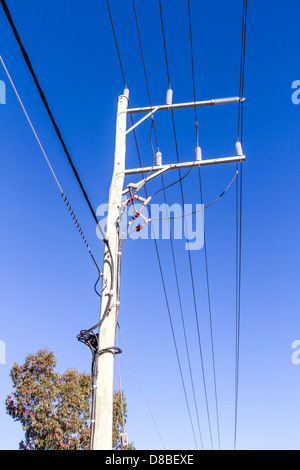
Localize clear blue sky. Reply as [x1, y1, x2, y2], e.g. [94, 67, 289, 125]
[0, 0, 300, 451]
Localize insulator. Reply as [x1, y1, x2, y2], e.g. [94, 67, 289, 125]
[127, 182, 139, 189]
[134, 195, 147, 203]
[235, 141, 243, 156]
[195, 146, 202, 161]
[166, 88, 173, 106]
[143, 197, 152, 206]
[123, 88, 130, 99]
[156, 151, 162, 166]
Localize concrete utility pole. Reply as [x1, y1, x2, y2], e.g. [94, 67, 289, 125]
[91, 89, 245, 450]
[92, 90, 129, 450]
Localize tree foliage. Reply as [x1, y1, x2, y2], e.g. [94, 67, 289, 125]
[6, 348, 133, 450]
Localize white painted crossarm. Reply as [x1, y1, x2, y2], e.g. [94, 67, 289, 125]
[125, 155, 246, 176]
[127, 97, 245, 114]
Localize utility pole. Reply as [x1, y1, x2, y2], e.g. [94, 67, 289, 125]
[92, 90, 129, 450]
[91, 89, 245, 450]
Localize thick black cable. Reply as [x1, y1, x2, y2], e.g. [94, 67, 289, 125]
[62, 193, 103, 298]
[0, 0, 115, 333]
[2, 52, 104, 301]
[0, 1, 116, 448]
[0, 0, 103, 231]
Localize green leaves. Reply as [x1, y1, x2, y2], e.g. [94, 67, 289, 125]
[6, 348, 132, 450]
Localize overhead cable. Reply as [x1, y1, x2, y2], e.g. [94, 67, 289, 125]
[106, 0, 200, 449]
[234, 0, 248, 451]
[0, 55, 102, 289]
[0, 0, 102, 232]
[158, 0, 214, 450]
[186, 0, 221, 450]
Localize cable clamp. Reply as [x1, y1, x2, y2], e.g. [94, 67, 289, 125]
[98, 346, 122, 357]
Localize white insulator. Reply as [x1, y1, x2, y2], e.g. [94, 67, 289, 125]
[134, 195, 147, 203]
[166, 88, 173, 106]
[235, 141, 243, 156]
[127, 182, 139, 189]
[195, 146, 202, 161]
[123, 88, 130, 99]
[143, 196, 152, 206]
[156, 151, 162, 166]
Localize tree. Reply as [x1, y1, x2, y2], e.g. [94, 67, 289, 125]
[6, 348, 133, 450]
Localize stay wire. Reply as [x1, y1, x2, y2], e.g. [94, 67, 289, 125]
[186, 0, 221, 450]
[158, 0, 214, 450]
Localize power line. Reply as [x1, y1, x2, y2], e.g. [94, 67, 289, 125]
[117, 324, 166, 450]
[0, 55, 102, 289]
[158, 0, 215, 450]
[149, 170, 238, 221]
[105, 0, 201, 449]
[186, 0, 221, 450]
[0, 4, 121, 445]
[160, 173, 204, 450]
[234, 0, 248, 451]
[131, 0, 159, 150]
[105, 0, 127, 89]
[0, 0, 116, 365]
[131, 0, 202, 449]
[0, 0, 101, 232]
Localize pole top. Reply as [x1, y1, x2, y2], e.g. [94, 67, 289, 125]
[122, 88, 130, 100]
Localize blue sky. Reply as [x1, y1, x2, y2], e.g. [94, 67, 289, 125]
[0, 0, 300, 451]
